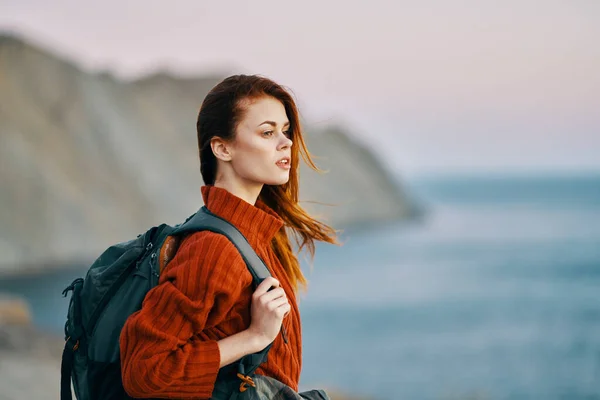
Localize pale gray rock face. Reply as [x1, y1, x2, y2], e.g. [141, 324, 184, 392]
[0, 33, 416, 275]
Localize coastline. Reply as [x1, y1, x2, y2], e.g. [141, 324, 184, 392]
[0, 294, 376, 400]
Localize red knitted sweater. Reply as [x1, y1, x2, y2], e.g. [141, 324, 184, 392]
[119, 185, 302, 399]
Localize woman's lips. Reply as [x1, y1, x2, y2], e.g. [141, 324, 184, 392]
[276, 157, 291, 169]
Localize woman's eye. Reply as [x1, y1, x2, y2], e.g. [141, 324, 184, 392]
[262, 131, 273, 137]
[283, 130, 291, 138]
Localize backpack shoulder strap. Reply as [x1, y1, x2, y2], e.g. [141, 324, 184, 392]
[173, 206, 276, 388]
[173, 206, 272, 284]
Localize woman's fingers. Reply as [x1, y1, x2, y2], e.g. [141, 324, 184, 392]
[248, 277, 291, 344]
[267, 295, 289, 311]
[252, 277, 289, 318]
[253, 277, 280, 299]
[260, 287, 286, 304]
[276, 302, 291, 318]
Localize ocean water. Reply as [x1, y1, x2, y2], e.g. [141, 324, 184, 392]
[1, 174, 599, 399]
[299, 174, 600, 399]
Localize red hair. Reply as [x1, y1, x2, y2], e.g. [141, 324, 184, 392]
[196, 74, 338, 290]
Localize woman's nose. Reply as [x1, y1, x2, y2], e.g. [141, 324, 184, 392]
[279, 132, 293, 149]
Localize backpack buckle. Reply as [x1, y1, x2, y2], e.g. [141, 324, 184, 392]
[236, 373, 256, 392]
[65, 336, 80, 351]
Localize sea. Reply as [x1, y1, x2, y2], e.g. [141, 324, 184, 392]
[1, 173, 599, 400]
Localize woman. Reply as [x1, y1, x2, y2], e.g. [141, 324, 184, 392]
[119, 74, 338, 399]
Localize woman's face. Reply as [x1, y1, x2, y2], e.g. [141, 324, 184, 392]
[227, 96, 293, 186]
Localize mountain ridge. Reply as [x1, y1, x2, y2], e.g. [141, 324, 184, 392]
[0, 32, 416, 275]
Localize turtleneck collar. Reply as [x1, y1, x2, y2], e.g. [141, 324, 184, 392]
[200, 185, 284, 247]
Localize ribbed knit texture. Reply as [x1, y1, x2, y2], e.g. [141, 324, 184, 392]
[119, 185, 302, 399]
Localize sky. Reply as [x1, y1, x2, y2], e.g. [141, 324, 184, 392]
[1, 0, 599, 176]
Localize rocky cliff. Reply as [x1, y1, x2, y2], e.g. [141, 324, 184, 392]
[0, 33, 415, 276]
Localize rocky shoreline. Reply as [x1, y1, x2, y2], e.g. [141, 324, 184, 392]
[0, 295, 66, 399]
[0, 294, 374, 400]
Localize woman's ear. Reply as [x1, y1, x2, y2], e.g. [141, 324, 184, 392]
[210, 137, 233, 162]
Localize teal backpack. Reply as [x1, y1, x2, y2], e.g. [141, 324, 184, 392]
[60, 206, 273, 400]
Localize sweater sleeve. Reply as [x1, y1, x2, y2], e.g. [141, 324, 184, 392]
[119, 231, 249, 399]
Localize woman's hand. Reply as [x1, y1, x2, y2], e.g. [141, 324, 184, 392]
[217, 277, 289, 366]
[247, 277, 290, 350]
